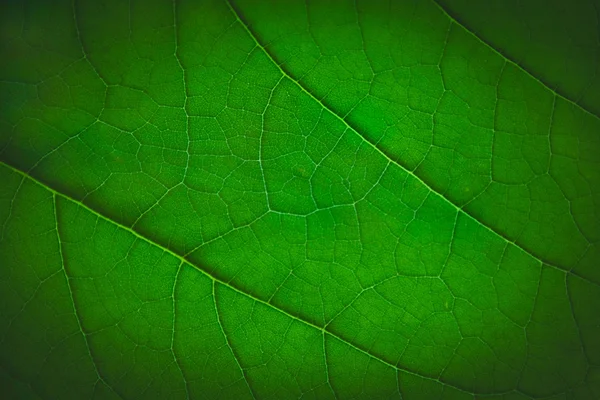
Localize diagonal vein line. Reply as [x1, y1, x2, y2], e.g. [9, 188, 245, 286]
[171, 261, 190, 400]
[53, 193, 124, 400]
[1, 160, 487, 396]
[224, 0, 599, 289]
[2, 2, 595, 397]
[213, 281, 258, 400]
[1, 0, 597, 389]
[430, 0, 600, 121]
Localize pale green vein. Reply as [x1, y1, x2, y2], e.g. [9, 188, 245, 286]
[565, 273, 591, 364]
[322, 333, 338, 400]
[0, 175, 24, 242]
[72, 0, 109, 88]
[53, 193, 124, 400]
[172, 0, 192, 185]
[225, 0, 599, 289]
[171, 261, 190, 400]
[431, 0, 600, 121]
[212, 280, 257, 400]
[0, 161, 487, 396]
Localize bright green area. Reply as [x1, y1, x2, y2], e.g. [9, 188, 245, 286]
[0, 0, 599, 399]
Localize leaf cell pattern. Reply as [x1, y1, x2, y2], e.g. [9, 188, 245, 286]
[1, 0, 599, 399]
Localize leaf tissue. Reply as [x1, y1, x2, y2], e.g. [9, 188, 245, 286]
[1, 0, 599, 399]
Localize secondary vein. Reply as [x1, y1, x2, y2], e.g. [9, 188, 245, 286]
[431, 0, 600, 121]
[53, 193, 124, 400]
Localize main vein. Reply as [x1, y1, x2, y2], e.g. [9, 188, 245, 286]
[1, 160, 481, 396]
[224, 0, 598, 289]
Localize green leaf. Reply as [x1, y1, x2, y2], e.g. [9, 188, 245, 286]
[1, 0, 599, 399]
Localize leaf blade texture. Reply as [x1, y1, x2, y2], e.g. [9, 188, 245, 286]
[1, 0, 599, 399]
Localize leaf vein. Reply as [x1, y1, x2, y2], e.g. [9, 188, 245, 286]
[431, 0, 600, 121]
[2, 161, 523, 396]
[225, 0, 599, 288]
[53, 193, 124, 400]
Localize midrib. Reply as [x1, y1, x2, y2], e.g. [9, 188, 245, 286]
[224, 0, 598, 288]
[0, 159, 490, 396]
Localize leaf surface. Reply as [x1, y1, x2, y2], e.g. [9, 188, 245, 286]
[1, 0, 599, 399]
